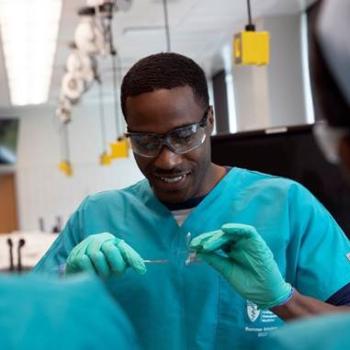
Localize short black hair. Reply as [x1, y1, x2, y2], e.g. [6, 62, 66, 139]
[121, 52, 209, 119]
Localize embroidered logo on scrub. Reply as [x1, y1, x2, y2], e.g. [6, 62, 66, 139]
[245, 300, 280, 337]
[247, 301, 261, 322]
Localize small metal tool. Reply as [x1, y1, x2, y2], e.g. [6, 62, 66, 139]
[185, 252, 198, 265]
[143, 259, 169, 264]
[185, 232, 199, 265]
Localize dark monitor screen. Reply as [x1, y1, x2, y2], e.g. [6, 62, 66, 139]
[0, 119, 19, 164]
[211, 124, 350, 237]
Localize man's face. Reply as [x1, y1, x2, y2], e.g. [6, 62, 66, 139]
[125, 85, 214, 203]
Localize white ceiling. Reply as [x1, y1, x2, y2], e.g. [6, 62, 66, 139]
[0, 0, 316, 109]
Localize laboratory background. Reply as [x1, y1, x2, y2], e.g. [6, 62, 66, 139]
[0, 0, 350, 347]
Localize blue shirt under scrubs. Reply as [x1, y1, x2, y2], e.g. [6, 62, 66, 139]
[34, 167, 350, 349]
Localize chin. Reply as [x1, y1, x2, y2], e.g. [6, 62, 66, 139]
[155, 190, 190, 204]
[148, 171, 194, 203]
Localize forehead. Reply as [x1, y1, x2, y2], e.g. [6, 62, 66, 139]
[125, 86, 204, 133]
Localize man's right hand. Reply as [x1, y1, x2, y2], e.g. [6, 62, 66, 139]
[65, 232, 146, 277]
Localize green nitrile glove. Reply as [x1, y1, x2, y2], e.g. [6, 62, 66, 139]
[190, 223, 292, 309]
[65, 232, 146, 277]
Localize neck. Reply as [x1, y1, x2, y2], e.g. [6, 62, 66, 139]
[198, 163, 227, 197]
[211, 163, 227, 185]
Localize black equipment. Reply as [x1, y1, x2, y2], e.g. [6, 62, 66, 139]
[211, 124, 350, 236]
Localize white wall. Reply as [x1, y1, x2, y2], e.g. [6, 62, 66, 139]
[13, 100, 143, 231]
[232, 65, 271, 130]
[232, 13, 308, 131]
[264, 15, 307, 126]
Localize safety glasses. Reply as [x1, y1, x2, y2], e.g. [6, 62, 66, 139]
[125, 107, 210, 158]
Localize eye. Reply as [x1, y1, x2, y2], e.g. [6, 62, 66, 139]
[173, 125, 197, 141]
[133, 134, 160, 150]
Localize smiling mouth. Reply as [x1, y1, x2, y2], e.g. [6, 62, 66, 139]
[154, 172, 191, 184]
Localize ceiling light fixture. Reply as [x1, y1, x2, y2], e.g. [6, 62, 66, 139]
[0, 0, 62, 106]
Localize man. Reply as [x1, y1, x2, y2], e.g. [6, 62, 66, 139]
[257, 0, 350, 349]
[34, 52, 350, 349]
[0, 274, 139, 349]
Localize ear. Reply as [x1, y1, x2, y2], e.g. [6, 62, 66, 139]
[207, 106, 215, 134]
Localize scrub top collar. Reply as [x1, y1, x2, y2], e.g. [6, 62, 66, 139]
[159, 166, 233, 211]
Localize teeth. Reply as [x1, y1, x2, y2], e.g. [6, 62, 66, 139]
[160, 175, 185, 183]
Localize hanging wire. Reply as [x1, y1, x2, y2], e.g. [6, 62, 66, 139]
[98, 77, 108, 152]
[245, 0, 255, 31]
[247, 0, 252, 25]
[97, 2, 122, 140]
[60, 123, 71, 162]
[162, 0, 171, 52]
[59, 124, 65, 160]
[112, 56, 122, 139]
[116, 53, 126, 135]
[109, 21, 123, 139]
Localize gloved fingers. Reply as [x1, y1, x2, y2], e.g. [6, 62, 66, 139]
[221, 224, 271, 258]
[92, 232, 116, 241]
[87, 249, 110, 277]
[117, 240, 146, 275]
[189, 230, 222, 250]
[66, 240, 89, 273]
[70, 237, 92, 261]
[221, 223, 259, 240]
[101, 241, 127, 275]
[198, 231, 234, 252]
[74, 254, 95, 273]
[86, 238, 111, 277]
[86, 235, 108, 255]
[190, 230, 236, 253]
[74, 233, 116, 259]
[91, 252, 110, 277]
[65, 259, 79, 274]
[197, 252, 235, 281]
[66, 233, 117, 275]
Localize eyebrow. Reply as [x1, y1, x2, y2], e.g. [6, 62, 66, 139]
[127, 120, 198, 134]
[127, 107, 209, 134]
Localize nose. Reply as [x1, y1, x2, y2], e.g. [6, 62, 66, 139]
[152, 146, 183, 170]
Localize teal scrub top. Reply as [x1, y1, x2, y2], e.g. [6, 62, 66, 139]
[257, 313, 350, 350]
[34, 168, 350, 350]
[0, 274, 139, 350]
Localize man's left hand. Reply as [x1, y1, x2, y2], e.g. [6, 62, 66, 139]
[190, 223, 292, 309]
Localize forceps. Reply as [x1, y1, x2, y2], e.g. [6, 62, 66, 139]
[143, 232, 198, 265]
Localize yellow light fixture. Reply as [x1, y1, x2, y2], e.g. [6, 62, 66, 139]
[234, 31, 269, 66]
[58, 160, 73, 177]
[109, 137, 129, 159]
[99, 151, 112, 166]
[233, 0, 270, 66]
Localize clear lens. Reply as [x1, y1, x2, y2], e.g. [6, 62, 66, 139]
[129, 134, 162, 157]
[128, 112, 208, 157]
[168, 125, 206, 154]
